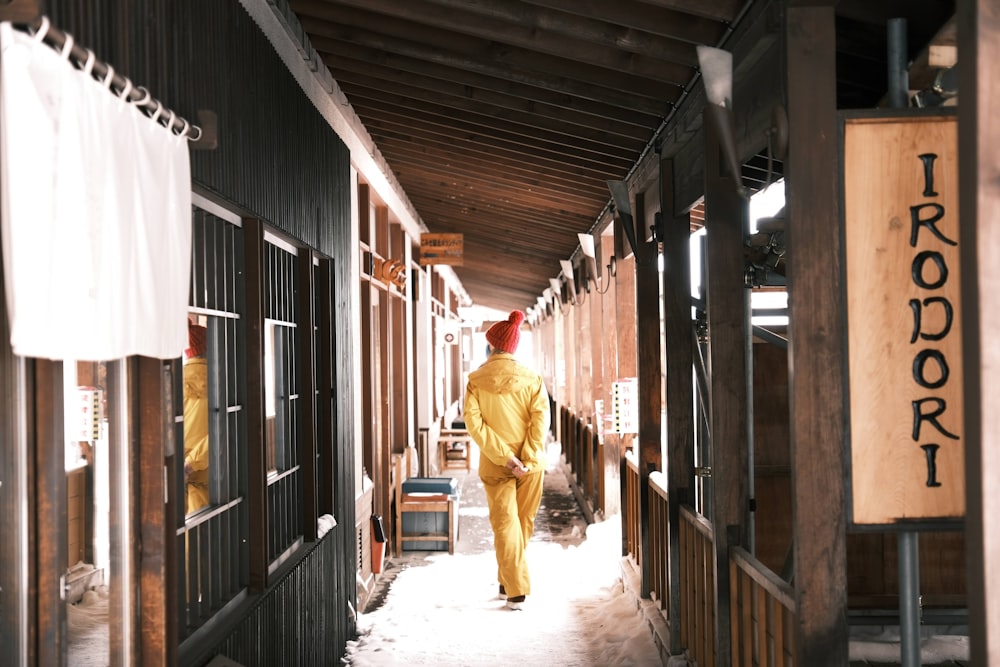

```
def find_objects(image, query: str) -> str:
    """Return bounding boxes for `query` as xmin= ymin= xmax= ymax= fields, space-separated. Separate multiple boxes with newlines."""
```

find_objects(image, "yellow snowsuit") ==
xmin=464 ymin=352 xmax=550 ymax=599
xmin=183 ymin=357 xmax=210 ymax=513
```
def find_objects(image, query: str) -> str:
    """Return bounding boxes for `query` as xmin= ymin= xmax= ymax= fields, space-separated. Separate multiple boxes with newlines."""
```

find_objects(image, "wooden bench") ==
xmin=394 ymin=453 xmax=457 ymax=556
xmin=438 ymin=428 xmax=473 ymax=471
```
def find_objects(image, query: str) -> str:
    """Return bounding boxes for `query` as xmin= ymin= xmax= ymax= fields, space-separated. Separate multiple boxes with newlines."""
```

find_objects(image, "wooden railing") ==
xmin=680 ymin=504 xmax=716 ymax=667
xmin=729 ymin=546 xmax=796 ymax=666
xmin=648 ymin=470 xmax=669 ymax=614
xmin=560 ymin=405 xmax=604 ymax=516
xmin=624 ymin=451 xmax=640 ymax=562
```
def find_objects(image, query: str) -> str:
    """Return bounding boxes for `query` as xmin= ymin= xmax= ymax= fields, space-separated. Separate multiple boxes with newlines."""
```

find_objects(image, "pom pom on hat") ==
xmin=486 ymin=310 xmax=524 ymax=353
xmin=186 ymin=322 xmax=207 ymax=359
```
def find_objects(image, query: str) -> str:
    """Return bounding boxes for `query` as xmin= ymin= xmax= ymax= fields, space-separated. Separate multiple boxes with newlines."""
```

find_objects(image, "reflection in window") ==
xmin=183 ymin=319 xmax=210 ymax=514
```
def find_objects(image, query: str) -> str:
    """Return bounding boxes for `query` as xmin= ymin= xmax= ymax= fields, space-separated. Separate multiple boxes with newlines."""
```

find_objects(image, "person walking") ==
xmin=464 ymin=310 xmax=550 ymax=611
xmin=183 ymin=321 xmax=211 ymax=514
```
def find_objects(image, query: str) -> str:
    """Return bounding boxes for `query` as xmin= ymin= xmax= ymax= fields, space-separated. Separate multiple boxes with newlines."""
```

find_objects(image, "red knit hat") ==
xmin=186 ymin=322 xmax=207 ymax=359
xmin=486 ymin=310 xmax=524 ymax=353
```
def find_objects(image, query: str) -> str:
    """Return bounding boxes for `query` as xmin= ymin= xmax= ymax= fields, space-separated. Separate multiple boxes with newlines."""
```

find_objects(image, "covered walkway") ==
xmin=347 ymin=442 xmax=971 ymax=666
xmin=347 ymin=443 xmax=668 ymax=666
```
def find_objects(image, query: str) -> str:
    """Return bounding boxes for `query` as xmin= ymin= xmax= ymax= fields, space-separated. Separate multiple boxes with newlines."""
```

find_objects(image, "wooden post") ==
xmin=136 ymin=356 xmax=173 ymax=665
xmin=959 ymin=1 xmax=1000 ymax=663
xmin=33 ymin=359 xmax=67 ymax=667
xmin=243 ymin=218 xmax=269 ymax=591
xmin=786 ymin=3 xmax=848 ymax=664
xmin=704 ymin=103 xmax=751 ymax=666
xmin=298 ymin=247 xmax=318 ymax=541
xmin=635 ymin=191 xmax=663 ymax=598
xmin=661 ymin=157 xmax=696 ymax=652
xmin=317 ymin=258 xmax=336 ymax=515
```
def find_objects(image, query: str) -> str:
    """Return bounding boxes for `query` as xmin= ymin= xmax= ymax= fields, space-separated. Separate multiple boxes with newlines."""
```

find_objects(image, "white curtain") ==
xmin=0 ymin=21 xmax=191 ymax=361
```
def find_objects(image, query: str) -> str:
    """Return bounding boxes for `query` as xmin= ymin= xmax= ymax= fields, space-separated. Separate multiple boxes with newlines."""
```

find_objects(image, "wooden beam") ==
xmin=298 ymin=247 xmax=319 ymax=541
xmin=785 ymin=4 xmax=848 ymax=664
xmin=635 ymin=192 xmax=662 ymax=598
xmin=317 ymin=259 xmax=336 ymax=515
xmin=704 ymin=105 xmax=751 ymax=666
xmin=317 ymin=38 xmax=671 ymax=116
xmin=514 ymin=0 xmax=728 ymax=44
xmin=959 ymin=1 xmax=1000 ymax=664
xmin=661 ymin=156 xmax=696 ymax=654
xmin=326 ymin=52 xmax=662 ymax=129
xmin=293 ymin=0 xmax=697 ymax=78
xmin=340 ymin=80 xmax=651 ymax=146
xmin=33 ymin=359 xmax=66 ymax=667
xmin=136 ymin=356 xmax=172 ymax=666
xmin=243 ymin=218 xmax=269 ymax=592
xmin=363 ymin=114 xmax=635 ymax=177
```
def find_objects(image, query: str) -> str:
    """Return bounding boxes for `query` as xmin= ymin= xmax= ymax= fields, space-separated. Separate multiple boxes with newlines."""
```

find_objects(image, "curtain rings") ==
xmin=59 ymin=33 xmax=74 ymax=60
xmin=102 ymin=64 xmax=116 ymax=90
xmin=117 ymin=77 xmax=133 ymax=101
xmin=31 ymin=16 xmax=50 ymax=43
xmin=82 ymin=49 xmax=96 ymax=76
xmin=132 ymin=86 xmax=152 ymax=108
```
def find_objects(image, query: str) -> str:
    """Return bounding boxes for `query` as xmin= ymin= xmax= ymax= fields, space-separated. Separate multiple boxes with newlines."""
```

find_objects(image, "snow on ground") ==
xmin=344 ymin=520 xmax=663 ymax=666
xmin=344 ymin=447 xmax=665 ymax=666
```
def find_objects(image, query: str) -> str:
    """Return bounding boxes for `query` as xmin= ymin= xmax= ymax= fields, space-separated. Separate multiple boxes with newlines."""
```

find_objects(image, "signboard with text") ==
xmin=843 ymin=111 xmax=963 ymax=527
xmin=419 ymin=233 xmax=463 ymax=266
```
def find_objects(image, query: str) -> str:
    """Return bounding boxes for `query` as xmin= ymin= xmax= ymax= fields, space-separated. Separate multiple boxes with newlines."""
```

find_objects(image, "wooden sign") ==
xmin=419 ymin=233 xmax=463 ymax=266
xmin=843 ymin=112 xmax=963 ymax=526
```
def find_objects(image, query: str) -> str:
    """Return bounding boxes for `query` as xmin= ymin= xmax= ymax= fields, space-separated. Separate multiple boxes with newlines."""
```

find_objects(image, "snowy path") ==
xmin=344 ymin=446 xmax=665 ymax=666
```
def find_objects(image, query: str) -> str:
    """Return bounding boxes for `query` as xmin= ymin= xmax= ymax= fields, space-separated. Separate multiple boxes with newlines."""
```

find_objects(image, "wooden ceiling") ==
xmin=287 ymin=0 xmax=955 ymax=313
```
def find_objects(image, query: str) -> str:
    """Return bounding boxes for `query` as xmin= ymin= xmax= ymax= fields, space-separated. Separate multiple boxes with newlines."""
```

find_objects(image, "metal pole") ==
xmin=887 ymin=18 xmax=921 ymax=666
xmin=899 ymin=531 xmax=922 ymax=666
xmin=887 ymin=18 xmax=909 ymax=109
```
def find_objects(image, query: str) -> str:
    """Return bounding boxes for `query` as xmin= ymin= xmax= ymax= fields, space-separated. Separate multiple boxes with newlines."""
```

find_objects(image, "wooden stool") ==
xmin=438 ymin=429 xmax=473 ymax=471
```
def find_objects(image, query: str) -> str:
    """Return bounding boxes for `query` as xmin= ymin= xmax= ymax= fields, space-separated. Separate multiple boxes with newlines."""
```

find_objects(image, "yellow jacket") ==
xmin=464 ymin=352 xmax=549 ymax=475
xmin=183 ymin=357 xmax=210 ymax=512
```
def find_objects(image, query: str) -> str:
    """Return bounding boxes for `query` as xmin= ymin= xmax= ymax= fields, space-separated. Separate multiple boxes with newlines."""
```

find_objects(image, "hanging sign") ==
xmin=419 ymin=233 xmax=463 ymax=266
xmin=843 ymin=111 xmax=963 ymax=527
xmin=75 ymin=387 xmax=104 ymax=442
xmin=611 ymin=378 xmax=638 ymax=435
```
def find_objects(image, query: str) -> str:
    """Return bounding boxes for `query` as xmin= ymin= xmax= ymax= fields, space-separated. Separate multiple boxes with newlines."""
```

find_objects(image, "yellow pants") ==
xmin=481 ymin=468 xmax=544 ymax=598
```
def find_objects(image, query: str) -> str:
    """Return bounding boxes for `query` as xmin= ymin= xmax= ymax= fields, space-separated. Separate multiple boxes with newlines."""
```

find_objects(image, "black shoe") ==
xmin=498 ymin=584 xmax=506 ymax=600
xmin=506 ymin=595 xmax=525 ymax=611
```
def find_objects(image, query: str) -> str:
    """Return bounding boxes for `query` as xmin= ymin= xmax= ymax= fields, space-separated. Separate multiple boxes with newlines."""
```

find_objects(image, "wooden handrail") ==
xmin=730 ymin=547 xmax=796 ymax=611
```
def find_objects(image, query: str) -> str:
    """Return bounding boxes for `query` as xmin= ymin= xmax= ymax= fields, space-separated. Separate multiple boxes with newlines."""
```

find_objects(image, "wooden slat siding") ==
xmin=244 ymin=218 xmax=269 ymax=592
xmin=136 ymin=357 xmax=173 ymax=665
xmin=662 ymin=157 xmax=696 ymax=653
xmin=33 ymin=360 xmax=66 ymax=667
xmin=649 ymin=474 xmax=670 ymax=612
xmin=729 ymin=546 xmax=797 ymax=667
xmin=298 ymin=248 xmax=318 ymax=542
xmin=680 ymin=504 xmax=718 ymax=667
xmin=207 ymin=535 xmax=341 ymax=666
xmin=704 ymin=103 xmax=751 ymax=666
xmin=785 ymin=4 xmax=848 ymax=665
xmin=960 ymin=1 xmax=1000 ymax=664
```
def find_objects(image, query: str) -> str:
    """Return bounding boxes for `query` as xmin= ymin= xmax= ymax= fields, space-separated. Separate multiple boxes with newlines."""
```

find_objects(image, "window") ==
xmin=178 ymin=205 xmax=247 ymax=639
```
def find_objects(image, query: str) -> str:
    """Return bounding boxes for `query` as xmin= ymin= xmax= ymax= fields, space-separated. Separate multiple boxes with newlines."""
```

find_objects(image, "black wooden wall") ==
xmin=44 ymin=1 xmax=358 ymax=663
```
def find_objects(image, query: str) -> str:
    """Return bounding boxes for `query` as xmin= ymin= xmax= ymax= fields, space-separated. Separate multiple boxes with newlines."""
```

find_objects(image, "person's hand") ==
xmin=506 ymin=456 xmax=529 ymax=478
xmin=184 ymin=461 xmax=193 ymax=478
